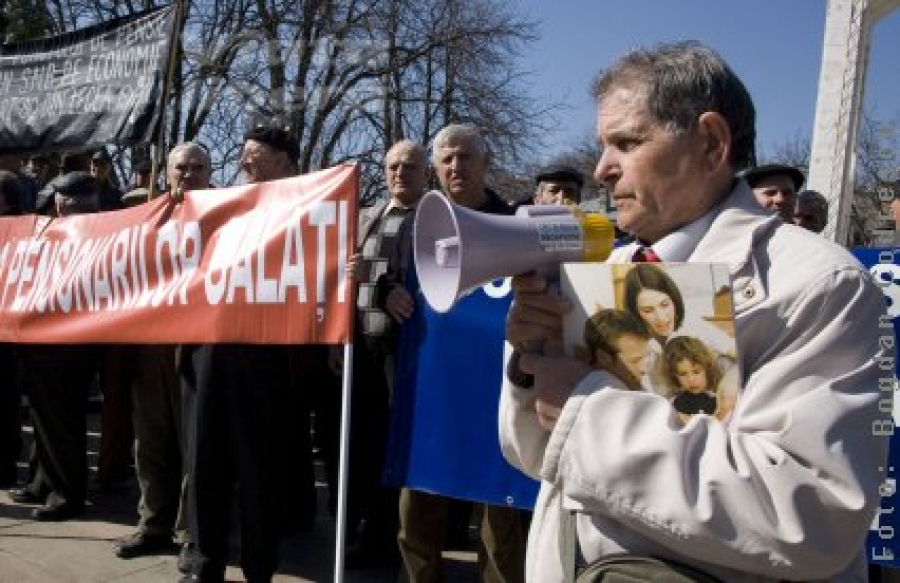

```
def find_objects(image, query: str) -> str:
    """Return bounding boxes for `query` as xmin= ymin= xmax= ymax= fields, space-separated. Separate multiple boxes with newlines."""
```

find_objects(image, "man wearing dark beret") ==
xmin=240 ymin=125 xmax=300 ymax=182
xmin=180 ymin=125 xmax=320 ymax=583
xmin=34 ymin=152 xmax=91 ymax=215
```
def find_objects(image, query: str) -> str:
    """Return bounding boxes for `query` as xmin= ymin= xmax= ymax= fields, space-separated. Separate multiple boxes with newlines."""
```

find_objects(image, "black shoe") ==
xmin=8 ymin=488 xmax=44 ymax=504
xmin=114 ymin=531 xmax=177 ymax=559
xmin=32 ymin=502 xmax=84 ymax=522
xmin=177 ymin=542 xmax=195 ymax=573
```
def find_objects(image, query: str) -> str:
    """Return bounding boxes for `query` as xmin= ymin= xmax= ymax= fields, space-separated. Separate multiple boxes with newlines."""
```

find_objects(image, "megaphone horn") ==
xmin=413 ymin=190 xmax=615 ymax=312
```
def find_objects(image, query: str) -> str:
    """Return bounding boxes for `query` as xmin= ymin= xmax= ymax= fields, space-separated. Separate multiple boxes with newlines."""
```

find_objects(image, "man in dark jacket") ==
xmin=9 ymin=168 xmax=102 ymax=521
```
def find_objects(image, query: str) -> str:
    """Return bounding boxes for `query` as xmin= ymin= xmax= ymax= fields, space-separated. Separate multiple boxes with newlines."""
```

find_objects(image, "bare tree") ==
xmin=760 ymin=130 xmax=811 ymax=170
xmin=1 ymin=0 xmax=56 ymax=41
xmin=6 ymin=0 xmax=561 ymax=206
xmin=847 ymin=112 xmax=900 ymax=245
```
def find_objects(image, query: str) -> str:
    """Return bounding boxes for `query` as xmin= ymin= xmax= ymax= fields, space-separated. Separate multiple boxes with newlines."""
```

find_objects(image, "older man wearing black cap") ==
xmin=533 ymin=164 xmax=584 ymax=205
xmin=740 ymin=163 xmax=805 ymax=222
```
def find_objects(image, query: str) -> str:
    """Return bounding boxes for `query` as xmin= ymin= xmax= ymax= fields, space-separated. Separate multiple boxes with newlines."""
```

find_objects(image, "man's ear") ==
xmin=697 ymin=112 xmax=731 ymax=173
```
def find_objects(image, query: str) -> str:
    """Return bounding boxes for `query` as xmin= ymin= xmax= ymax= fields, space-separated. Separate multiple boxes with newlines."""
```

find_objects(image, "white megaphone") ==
xmin=414 ymin=190 xmax=616 ymax=312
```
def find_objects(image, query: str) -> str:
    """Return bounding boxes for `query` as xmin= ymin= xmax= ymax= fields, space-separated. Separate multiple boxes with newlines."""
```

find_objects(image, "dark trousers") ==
xmin=98 ymin=345 xmax=135 ymax=485
xmin=0 ymin=344 xmax=22 ymax=483
xmin=182 ymin=344 xmax=293 ymax=583
xmin=398 ymin=489 xmax=526 ymax=583
xmin=133 ymin=345 xmax=188 ymax=540
xmin=20 ymin=347 xmax=98 ymax=507
xmin=346 ymin=337 xmax=398 ymax=551
xmin=286 ymin=345 xmax=329 ymax=530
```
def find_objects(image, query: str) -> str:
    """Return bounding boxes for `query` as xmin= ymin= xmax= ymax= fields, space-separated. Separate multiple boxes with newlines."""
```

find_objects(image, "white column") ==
xmin=807 ymin=0 xmax=900 ymax=244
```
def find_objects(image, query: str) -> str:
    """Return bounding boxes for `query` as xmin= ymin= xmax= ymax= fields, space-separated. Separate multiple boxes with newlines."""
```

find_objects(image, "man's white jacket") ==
xmin=499 ymin=181 xmax=890 ymax=582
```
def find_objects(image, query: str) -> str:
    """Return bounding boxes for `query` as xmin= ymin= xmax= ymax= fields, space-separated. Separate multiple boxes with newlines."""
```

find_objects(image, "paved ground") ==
xmin=0 ymin=410 xmax=478 ymax=583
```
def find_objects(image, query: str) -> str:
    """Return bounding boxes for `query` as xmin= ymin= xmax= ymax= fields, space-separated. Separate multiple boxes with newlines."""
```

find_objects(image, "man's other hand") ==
xmin=385 ymin=287 xmax=415 ymax=323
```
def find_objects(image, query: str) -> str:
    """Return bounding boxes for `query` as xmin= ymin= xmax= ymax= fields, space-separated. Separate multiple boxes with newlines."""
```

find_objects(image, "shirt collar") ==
xmin=385 ymin=197 xmax=417 ymax=214
xmin=644 ymin=204 xmax=719 ymax=262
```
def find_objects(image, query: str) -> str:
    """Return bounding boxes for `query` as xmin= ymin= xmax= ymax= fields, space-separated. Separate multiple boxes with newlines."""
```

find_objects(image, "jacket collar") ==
xmin=689 ymin=179 xmax=781 ymax=275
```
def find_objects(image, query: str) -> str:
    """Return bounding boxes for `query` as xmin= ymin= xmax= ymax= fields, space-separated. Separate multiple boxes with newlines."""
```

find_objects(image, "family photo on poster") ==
xmin=561 ymin=262 xmax=741 ymax=424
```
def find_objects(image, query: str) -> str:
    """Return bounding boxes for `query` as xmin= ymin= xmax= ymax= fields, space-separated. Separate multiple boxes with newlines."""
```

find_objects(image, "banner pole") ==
xmin=333 ymin=342 xmax=354 ymax=582
xmin=149 ymin=0 xmax=185 ymax=201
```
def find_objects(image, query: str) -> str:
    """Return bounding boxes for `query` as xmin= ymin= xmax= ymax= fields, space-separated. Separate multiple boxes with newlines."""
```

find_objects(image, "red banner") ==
xmin=0 ymin=164 xmax=358 ymax=344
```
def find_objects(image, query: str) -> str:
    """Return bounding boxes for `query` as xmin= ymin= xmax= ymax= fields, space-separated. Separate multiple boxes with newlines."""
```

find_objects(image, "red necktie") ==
xmin=632 ymin=246 xmax=661 ymax=263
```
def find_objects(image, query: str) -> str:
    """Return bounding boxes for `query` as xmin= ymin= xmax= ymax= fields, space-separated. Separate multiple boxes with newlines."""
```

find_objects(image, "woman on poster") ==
xmin=622 ymin=264 xmax=737 ymax=398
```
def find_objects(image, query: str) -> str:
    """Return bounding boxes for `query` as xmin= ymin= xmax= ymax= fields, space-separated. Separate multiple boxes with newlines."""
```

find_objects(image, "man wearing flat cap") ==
xmin=740 ymin=163 xmax=805 ymax=223
xmin=533 ymin=164 xmax=584 ymax=205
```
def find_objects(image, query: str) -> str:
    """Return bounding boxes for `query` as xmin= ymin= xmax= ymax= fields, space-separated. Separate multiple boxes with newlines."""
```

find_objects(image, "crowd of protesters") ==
xmin=0 ymin=41 xmax=885 ymax=583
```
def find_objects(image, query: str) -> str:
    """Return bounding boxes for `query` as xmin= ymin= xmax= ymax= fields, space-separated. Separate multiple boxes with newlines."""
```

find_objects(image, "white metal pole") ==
xmin=333 ymin=342 xmax=354 ymax=582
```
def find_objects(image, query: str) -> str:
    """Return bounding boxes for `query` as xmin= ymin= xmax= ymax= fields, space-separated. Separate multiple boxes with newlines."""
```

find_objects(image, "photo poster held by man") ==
xmin=560 ymin=262 xmax=740 ymax=424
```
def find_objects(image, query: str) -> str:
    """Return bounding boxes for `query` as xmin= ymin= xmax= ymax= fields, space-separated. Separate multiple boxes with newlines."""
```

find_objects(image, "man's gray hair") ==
xmin=797 ymin=189 xmax=829 ymax=233
xmin=431 ymin=124 xmax=488 ymax=165
xmin=168 ymin=142 xmax=211 ymax=170
xmin=387 ymin=139 xmax=428 ymax=166
xmin=591 ymin=40 xmax=756 ymax=171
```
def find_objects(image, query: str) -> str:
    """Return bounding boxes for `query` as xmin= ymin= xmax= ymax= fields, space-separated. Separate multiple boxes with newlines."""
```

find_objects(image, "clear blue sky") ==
xmin=515 ymin=0 xmax=900 ymax=163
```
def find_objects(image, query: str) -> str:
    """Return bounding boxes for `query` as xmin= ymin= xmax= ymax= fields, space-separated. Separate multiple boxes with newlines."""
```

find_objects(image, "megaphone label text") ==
xmin=536 ymin=223 xmax=582 ymax=251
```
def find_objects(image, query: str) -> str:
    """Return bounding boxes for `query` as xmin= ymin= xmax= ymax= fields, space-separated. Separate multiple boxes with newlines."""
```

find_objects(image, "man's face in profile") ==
xmin=90 ymin=159 xmax=112 ymax=184
xmin=594 ymin=86 xmax=721 ymax=243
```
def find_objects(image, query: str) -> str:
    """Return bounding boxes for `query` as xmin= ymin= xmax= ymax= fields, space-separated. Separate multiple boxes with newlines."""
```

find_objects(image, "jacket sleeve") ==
xmin=542 ymin=265 xmax=889 ymax=580
xmin=498 ymin=342 xmax=549 ymax=479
